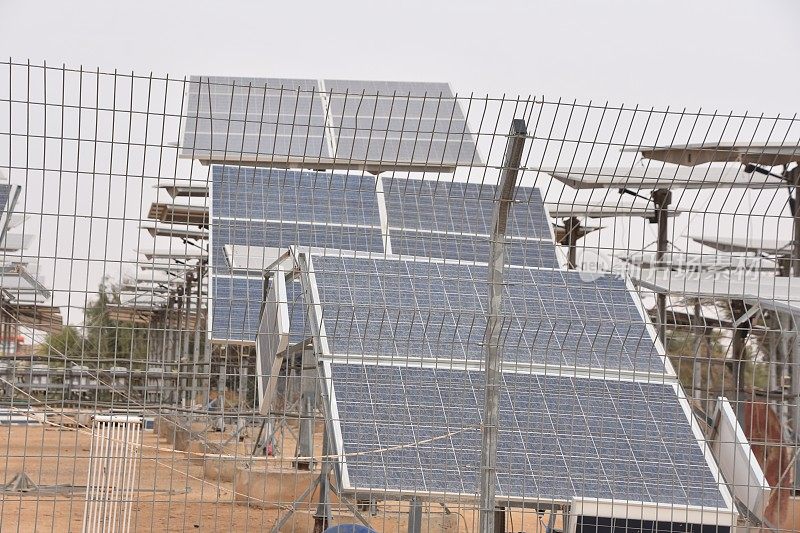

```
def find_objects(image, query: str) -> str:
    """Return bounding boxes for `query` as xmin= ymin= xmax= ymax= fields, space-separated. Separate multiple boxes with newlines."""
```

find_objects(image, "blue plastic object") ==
xmin=322 ymin=525 xmax=378 ymax=533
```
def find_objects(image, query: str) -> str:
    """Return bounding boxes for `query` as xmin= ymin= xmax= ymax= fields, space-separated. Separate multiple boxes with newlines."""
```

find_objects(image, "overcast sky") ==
xmin=1 ymin=0 xmax=799 ymax=326
xmin=3 ymin=0 xmax=799 ymax=113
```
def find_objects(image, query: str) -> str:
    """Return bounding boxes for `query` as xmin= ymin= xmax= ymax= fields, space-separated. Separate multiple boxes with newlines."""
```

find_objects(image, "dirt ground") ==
xmin=0 ymin=419 xmax=555 ymax=532
xmin=4 ymin=417 xmax=796 ymax=532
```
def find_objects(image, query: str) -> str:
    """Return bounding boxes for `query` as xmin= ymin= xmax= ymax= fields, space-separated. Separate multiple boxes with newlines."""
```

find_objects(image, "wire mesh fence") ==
xmin=1 ymin=60 xmax=799 ymax=532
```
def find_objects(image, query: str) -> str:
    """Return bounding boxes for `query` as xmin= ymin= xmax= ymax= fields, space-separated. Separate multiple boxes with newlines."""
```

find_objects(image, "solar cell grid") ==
xmin=212 ymin=275 xmax=307 ymax=344
xmin=212 ymin=166 xmax=381 ymax=225
xmin=182 ymin=77 xmax=481 ymax=170
xmin=382 ymin=178 xmax=552 ymax=239
xmin=311 ymin=256 xmax=662 ymax=371
xmin=184 ymin=77 xmax=330 ymax=161
xmin=211 ymin=276 xmax=263 ymax=343
xmin=389 ymin=229 xmax=560 ymax=268
xmin=328 ymin=363 xmax=726 ymax=508
xmin=211 ymin=219 xmax=384 ymax=275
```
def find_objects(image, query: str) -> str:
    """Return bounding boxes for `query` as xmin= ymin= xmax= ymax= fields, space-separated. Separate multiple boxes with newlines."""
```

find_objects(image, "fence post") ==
xmin=479 ymin=118 xmax=527 ymax=533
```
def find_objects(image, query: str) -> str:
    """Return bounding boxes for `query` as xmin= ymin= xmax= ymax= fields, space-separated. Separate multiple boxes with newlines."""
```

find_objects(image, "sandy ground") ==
xmin=5 ymin=418 xmax=796 ymax=532
xmin=1 ymin=422 xmax=280 ymax=532
xmin=0 ymin=420 xmax=556 ymax=532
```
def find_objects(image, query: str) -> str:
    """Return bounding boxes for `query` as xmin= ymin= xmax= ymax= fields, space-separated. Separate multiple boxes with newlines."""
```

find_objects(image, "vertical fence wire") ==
xmin=0 ymin=59 xmax=798 ymax=532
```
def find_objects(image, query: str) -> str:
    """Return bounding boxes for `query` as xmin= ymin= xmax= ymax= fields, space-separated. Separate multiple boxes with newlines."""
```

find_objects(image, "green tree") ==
xmin=37 ymin=325 xmax=83 ymax=364
xmin=39 ymin=278 xmax=150 ymax=368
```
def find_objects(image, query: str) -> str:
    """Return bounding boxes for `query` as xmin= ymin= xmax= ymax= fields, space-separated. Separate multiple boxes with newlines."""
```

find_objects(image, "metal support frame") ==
xmin=182 ymin=273 xmax=193 ymax=406
xmin=651 ymin=188 xmax=672 ymax=343
xmin=312 ymin=424 xmax=333 ymax=532
xmin=690 ymin=301 xmax=708 ymax=406
xmin=563 ymin=216 xmax=580 ymax=269
xmin=793 ymin=325 xmax=800 ymax=490
xmin=407 ymin=497 xmax=423 ymax=533
xmin=192 ymin=264 xmax=204 ymax=403
xmin=296 ymin=345 xmax=317 ymax=470
xmin=295 ymin=255 xmax=323 ymax=471
xmin=494 ymin=507 xmax=506 ymax=533
xmin=479 ymin=118 xmax=527 ymax=533
xmin=788 ymin=168 xmax=800 ymax=490
xmin=269 ymin=253 xmax=376 ymax=531
xmin=731 ymin=316 xmax=750 ymax=422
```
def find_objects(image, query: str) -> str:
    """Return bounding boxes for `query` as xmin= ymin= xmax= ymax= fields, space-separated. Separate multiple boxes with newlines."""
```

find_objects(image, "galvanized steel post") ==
xmin=479 ymin=118 xmax=527 ymax=533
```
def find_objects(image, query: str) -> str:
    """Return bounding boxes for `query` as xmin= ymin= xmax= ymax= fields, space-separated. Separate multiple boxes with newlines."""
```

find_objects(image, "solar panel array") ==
xmin=311 ymin=255 xmax=728 ymax=511
xmin=182 ymin=77 xmax=481 ymax=171
xmin=328 ymin=363 xmax=725 ymax=507
xmin=210 ymin=165 xmax=384 ymax=342
xmin=212 ymin=166 xmax=381 ymax=224
xmin=209 ymin=168 xmax=561 ymax=342
xmin=199 ymin=86 xmax=730 ymax=517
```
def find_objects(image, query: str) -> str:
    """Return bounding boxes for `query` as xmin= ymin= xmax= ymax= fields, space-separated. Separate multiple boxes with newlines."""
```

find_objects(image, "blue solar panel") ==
xmin=311 ymin=256 xmax=661 ymax=372
xmin=285 ymin=278 xmax=308 ymax=345
xmin=212 ymin=166 xmax=381 ymax=225
xmin=212 ymin=275 xmax=307 ymax=344
xmin=211 ymin=276 xmax=263 ymax=343
xmin=211 ymin=219 xmax=384 ymax=275
xmin=328 ymin=362 xmax=727 ymax=509
xmin=390 ymin=229 xmax=560 ymax=268
xmin=382 ymin=178 xmax=552 ymax=239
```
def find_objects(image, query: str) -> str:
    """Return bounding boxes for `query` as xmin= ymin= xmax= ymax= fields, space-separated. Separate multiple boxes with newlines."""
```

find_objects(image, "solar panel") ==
xmin=620 ymin=141 xmax=800 ymax=167
xmin=211 ymin=276 xmax=263 ymax=343
xmin=0 ymin=185 xmax=12 ymax=214
xmin=183 ymin=77 xmax=329 ymax=162
xmin=181 ymin=77 xmax=480 ymax=171
xmin=311 ymin=256 xmax=663 ymax=372
xmin=0 ymin=184 xmax=20 ymax=243
xmin=539 ymin=164 xmax=785 ymax=190
xmin=547 ymin=202 xmax=683 ymax=219
xmin=326 ymin=362 xmax=727 ymax=508
xmin=324 ymin=80 xmax=480 ymax=168
xmin=211 ymin=275 xmax=307 ymax=344
xmin=382 ymin=178 xmax=552 ymax=239
xmin=211 ymin=219 xmax=384 ymax=274
xmin=389 ymin=229 xmax=560 ymax=268
xmin=687 ymin=233 xmax=791 ymax=254
xmin=212 ymin=166 xmax=381 ymax=225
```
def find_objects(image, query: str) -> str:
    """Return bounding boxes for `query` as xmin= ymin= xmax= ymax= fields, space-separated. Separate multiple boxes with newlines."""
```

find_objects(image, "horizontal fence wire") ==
xmin=0 ymin=59 xmax=799 ymax=532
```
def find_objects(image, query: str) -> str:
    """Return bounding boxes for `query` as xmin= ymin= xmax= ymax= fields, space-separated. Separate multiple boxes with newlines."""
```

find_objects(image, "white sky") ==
xmin=1 ymin=0 xmax=799 ymax=325
xmin=3 ymin=0 xmax=799 ymax=113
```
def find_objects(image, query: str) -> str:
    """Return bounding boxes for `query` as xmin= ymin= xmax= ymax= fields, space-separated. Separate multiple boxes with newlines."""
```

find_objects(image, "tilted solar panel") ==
xmin=211 ymin=219 xmax=384 ymax=275
xmin=181 ymin=77 xmax=481 ymax=171
xmin=389 ymin=229 xmax=560 ymax=268
xmin=327 ymin=362 xmax=727 ymax=508
xmin=211 ymin=274 xmax=307 ymax=344
xmin=324 ymin=80 xmax=479 ymax=168
xmin=0 ymin=184 xmax=12 ymax=214
xmin=311 ymin=256 xmax=662 ymax=372
xmin=183 ymin=77 xmax=328 ymax=162
xmin=212 ymin=166 xmax=381 ymax=225
xmin=382 ymin=178 xmax=552 ymax=240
